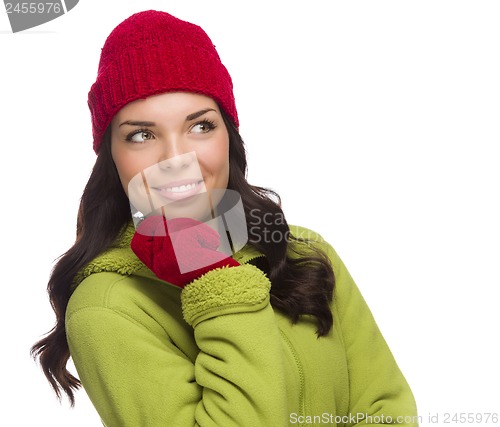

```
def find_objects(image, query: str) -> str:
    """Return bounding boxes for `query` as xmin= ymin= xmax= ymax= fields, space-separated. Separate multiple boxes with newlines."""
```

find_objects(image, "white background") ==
xmin=1 ymin=1 xmax=499 ymax=425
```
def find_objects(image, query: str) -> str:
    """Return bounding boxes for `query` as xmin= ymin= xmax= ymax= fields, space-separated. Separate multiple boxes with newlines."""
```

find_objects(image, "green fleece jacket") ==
xmin=66 ymin=224 xmax=418 ymax=426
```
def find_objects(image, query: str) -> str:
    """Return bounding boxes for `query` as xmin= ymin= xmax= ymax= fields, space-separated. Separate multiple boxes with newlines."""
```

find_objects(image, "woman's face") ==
xmin=111 ymin=92 xmax=230 ymax=221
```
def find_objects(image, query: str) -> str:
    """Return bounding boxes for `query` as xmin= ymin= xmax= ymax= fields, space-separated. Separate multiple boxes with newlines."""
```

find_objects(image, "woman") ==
xmin=32 ymin=10 xmax=418 ymax=426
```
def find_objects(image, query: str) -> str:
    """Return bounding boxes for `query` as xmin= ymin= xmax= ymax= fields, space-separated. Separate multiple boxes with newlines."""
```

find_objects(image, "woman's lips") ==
xmin=152 ymin=178 xmax=205 ymax=201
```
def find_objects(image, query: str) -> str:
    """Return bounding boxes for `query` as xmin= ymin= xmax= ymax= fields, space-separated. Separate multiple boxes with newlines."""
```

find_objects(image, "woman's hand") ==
xmin=131 ymin=216 xmax=240 ymax=288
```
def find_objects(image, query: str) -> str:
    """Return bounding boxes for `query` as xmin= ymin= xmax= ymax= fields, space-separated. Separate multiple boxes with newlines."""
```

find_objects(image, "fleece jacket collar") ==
xmin=73 ymin=222 xmax=263 ymax=289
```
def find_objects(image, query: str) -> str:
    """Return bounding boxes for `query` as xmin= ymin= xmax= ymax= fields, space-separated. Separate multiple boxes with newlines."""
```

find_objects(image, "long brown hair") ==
xmin=31 ymin=109 xmax=335 ymax=404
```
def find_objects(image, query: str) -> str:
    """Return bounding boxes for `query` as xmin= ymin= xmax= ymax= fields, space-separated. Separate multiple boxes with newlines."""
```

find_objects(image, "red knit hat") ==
xmin=88 ymin=10 xmax=238 ymax=153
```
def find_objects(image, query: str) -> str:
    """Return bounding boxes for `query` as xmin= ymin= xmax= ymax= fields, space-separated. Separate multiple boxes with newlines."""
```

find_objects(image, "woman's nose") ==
xmin=157 ymin=140 xmax=195 ymax=171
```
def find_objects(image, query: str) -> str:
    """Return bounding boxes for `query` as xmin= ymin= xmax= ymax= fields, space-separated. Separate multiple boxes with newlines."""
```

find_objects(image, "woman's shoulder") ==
xmin=287 ymin=224 xmax=345 ymax=277
xmin=68 ymin=272 xmax=134 ymax=311
xmin=67 ymin=271 xmax=181 ymax=323
xmin=65 ymin=272 xmax=189 ymax=358
xmin=288 ymin=224 xmax=337 ymax=256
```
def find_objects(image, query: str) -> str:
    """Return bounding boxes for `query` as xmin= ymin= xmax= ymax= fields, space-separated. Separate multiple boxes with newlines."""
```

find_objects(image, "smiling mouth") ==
xmin=164 ymin=181 xmax=202 ymax=193
xmin=152 ymin=179 xmax=205 ymax=201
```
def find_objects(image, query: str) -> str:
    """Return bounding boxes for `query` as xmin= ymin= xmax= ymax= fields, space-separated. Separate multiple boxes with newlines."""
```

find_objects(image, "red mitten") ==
xmin=131 ymin=216 xmax=240 ymax=288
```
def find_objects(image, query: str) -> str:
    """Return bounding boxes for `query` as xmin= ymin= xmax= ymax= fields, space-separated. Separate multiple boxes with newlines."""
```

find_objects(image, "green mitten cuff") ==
xmin=181 ymin=264 xmax=271 ymax=327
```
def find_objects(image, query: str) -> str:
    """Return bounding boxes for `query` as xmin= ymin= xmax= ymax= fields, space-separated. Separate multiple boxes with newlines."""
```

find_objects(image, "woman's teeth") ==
xmin=166 ymin=182 xmax=198 ymax=193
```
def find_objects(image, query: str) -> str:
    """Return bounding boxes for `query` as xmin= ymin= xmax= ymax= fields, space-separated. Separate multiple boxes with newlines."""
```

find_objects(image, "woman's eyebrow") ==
xmin=119 ymin=120 xmax=156 ymax=127
xmin=118 ymin=109 xmax=216 ymax=127
xmin=186 ymin=108 xmax=216 ymax=121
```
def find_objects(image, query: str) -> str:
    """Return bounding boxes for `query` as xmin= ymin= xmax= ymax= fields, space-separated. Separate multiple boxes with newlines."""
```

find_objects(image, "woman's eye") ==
xmin=127 ymin=130 xmax=153 ymax=143
xmin=191 ymin=120 xmax=216 ymax=134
